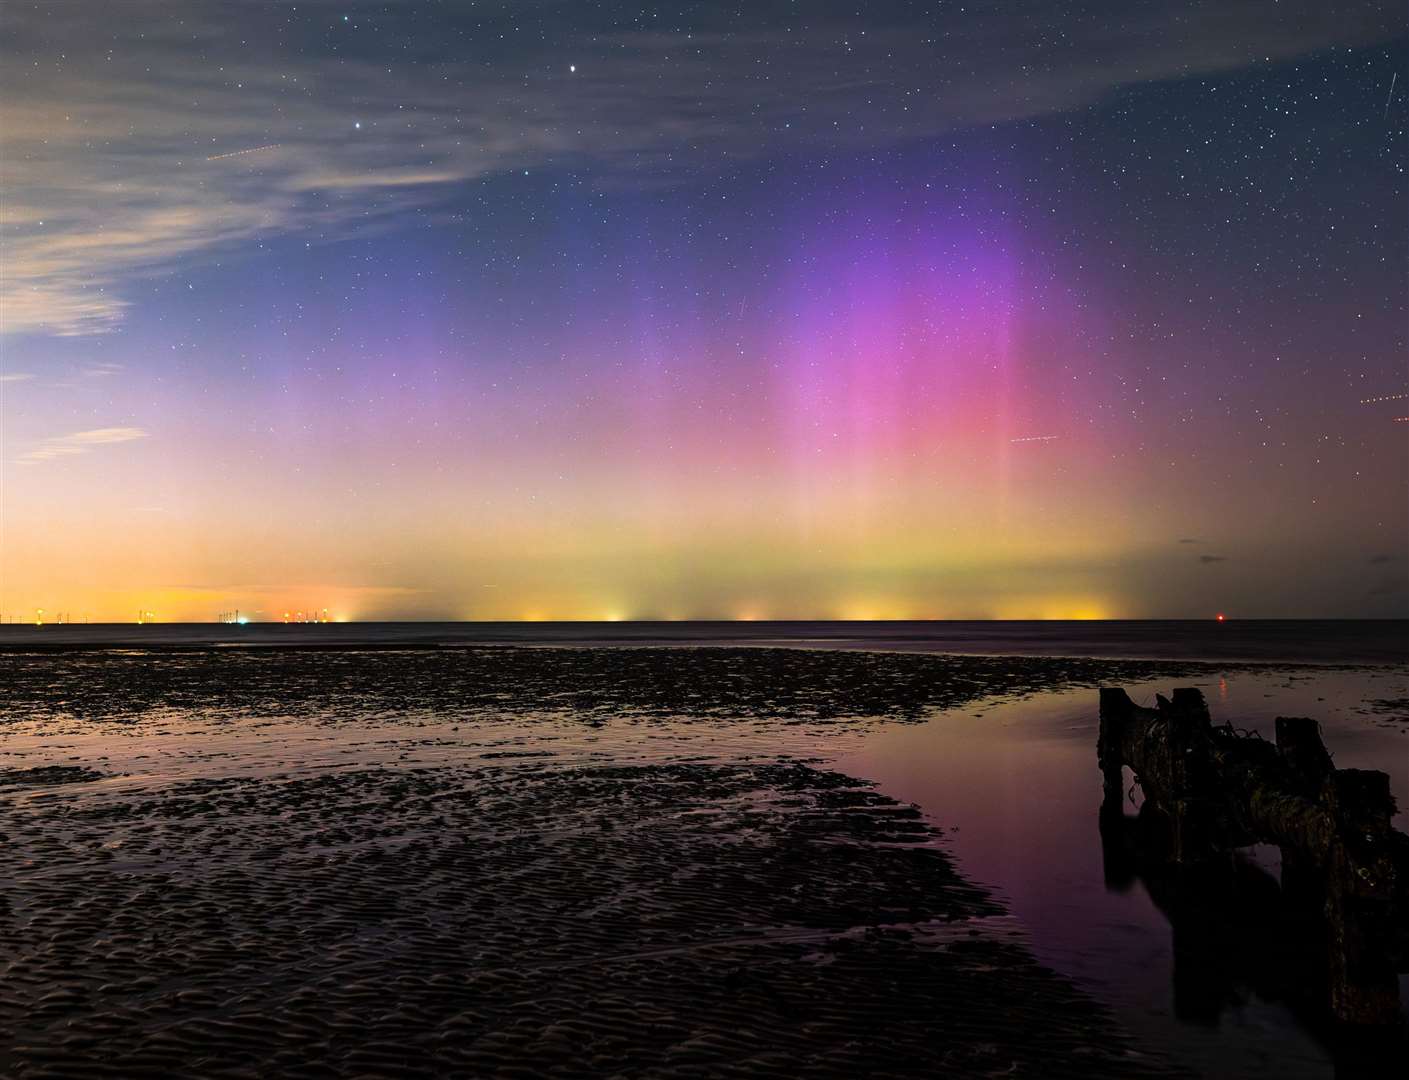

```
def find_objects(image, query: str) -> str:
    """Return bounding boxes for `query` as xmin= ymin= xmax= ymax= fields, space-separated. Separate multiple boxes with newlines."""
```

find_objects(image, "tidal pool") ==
xmin=836 ymin=668 xmax=1409 ymax=1078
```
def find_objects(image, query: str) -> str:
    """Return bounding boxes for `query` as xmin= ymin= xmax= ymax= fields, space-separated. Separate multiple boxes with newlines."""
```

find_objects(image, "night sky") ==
xmin=2 ymin=2 xmax=1405 ymax=622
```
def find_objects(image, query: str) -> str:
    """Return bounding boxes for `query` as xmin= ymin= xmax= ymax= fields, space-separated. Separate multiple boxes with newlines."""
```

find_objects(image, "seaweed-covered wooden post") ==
xmin=1275 ymin=716 xmax=1334 ymax=795
xmin=1098 ymin=687 xmax=1216 ymax=863
xmin=1322 ymin=768 xmax=1401 ymax=1025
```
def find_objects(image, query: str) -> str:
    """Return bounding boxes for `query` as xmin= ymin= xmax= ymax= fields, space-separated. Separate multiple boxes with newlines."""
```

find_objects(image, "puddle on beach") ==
xmin=835 ymin=668 xmax=1409 ymax=1079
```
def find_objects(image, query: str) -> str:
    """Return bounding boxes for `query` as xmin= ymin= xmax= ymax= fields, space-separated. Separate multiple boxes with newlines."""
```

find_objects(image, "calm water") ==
xmin=836 ymin=668 xmax=1409 ymax=1078
xmin=3 ymin=619 xmax=1406 ymax=664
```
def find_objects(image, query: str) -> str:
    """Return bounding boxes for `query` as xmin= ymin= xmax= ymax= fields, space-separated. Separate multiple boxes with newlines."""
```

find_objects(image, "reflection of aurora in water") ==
xmin=838 ymin=669 xmax=1409 ymax=1079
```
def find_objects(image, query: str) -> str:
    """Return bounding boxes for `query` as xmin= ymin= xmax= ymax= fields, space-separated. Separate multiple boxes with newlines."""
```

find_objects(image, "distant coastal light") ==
xmin=1216 ymin=613 xmax=1226 ymax=622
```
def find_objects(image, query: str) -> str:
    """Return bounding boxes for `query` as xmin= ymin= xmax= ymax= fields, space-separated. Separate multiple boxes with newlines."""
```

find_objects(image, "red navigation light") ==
xmin=1215 ymin=613 xmax=1226 ymax=622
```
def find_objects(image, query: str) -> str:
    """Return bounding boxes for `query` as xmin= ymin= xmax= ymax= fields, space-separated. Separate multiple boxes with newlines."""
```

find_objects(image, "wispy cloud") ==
xmin=1 ymin=1 xmax=1399 ymax=336
xmin=17 ymin=426 xmax=150 ymax=465
xmin=42 ymin=360 xmax=129 ymax=391
xmin=0 ymin=372 xmax=36 ymax=383
xmin=1199 ymin=554 xmax=1229 ymax=564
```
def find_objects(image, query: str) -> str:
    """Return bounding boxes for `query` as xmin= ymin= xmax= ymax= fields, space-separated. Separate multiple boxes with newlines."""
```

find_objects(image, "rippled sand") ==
xmin=1 ymin=647 xmax=1275 ymax=1077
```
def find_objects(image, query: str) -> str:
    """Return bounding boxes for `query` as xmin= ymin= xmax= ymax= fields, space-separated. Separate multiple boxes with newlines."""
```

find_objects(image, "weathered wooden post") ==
xmin=1322 ymin=768 xmax=1401 ymax=1025
xmin=1096 ymin=687 xmax=1130 ymax=806
xmin=1275 ymin=716 xmax=1334 ymax=795
xmin=1098 ymin=687 xmax=1220 ymax=863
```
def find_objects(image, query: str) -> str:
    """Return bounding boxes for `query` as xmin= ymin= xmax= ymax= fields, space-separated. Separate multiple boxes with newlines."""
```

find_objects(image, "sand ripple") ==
xmin=0 ymin=648 xmax=1195 ymax=1077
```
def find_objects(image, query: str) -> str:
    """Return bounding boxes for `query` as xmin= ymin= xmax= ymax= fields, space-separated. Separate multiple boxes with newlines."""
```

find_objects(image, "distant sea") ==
xmin=1 ymin=619 xmax=1403 ymax=665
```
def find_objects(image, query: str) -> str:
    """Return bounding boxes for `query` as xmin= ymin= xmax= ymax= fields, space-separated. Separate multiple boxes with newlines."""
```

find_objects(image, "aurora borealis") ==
xmin=2 ymin=2 xmax=1405 ymax=622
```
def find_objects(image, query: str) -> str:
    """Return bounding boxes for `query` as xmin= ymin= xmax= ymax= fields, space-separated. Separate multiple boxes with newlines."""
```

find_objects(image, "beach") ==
xmin=2 ymin=633 xmax=1406 ymax=1077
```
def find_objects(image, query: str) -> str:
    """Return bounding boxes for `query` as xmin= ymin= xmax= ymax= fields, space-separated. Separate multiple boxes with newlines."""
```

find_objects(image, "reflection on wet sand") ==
xmin=1100 ymin=808 xmax=1407 ymax=1073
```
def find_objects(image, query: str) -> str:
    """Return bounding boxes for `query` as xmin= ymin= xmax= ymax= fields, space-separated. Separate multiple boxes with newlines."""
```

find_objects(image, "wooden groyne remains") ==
xmin=1098 ymin=687 xmax=1409 ymax=1026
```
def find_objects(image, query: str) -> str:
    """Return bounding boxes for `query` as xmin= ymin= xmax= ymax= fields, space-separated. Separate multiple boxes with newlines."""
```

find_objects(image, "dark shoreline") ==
xmin=1 ymin=618 xmax=1405 ymax=665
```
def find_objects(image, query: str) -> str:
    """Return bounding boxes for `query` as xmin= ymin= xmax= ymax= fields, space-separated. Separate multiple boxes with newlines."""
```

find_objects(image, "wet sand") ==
xmin=0 ymin=646 xmax=1400 ymax=1077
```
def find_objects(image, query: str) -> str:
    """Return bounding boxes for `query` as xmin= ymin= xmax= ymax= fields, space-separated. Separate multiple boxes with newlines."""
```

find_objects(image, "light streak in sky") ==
xmin=1009 ymin=435 xmax=1059 ymax=443
xmin=1360 ymin=392 xmax=1408 ymax=404
xmin=205 ymin=144 xmax=281 ymax=162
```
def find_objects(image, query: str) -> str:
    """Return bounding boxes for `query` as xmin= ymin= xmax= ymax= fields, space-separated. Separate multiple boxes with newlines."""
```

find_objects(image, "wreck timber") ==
xmin=1098 ymin=687 xmax=1409 ymax=1026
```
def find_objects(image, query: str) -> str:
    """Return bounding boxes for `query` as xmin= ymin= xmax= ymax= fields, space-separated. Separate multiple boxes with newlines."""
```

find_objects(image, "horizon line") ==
xmin=2 ymin=617 xmax=1405 ymax=626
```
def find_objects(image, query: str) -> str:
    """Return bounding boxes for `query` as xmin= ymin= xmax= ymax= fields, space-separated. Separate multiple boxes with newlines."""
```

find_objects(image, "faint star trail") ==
xmin=206 ymin=144 xmax=282 ymax=162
